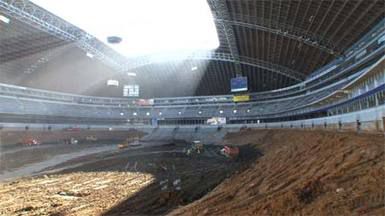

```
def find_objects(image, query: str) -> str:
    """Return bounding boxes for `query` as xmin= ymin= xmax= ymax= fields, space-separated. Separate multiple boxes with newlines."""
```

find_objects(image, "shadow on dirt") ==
xmin=44 ymin=142 xmax=263 ymax=216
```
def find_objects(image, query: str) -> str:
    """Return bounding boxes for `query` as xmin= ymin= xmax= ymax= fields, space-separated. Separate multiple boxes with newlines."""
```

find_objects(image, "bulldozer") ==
xmin=186 ymin=140 xmax=204 ymax=156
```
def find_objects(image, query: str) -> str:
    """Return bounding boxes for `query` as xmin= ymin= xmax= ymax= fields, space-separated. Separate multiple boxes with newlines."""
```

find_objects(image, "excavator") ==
xmin=186 ymin=140 xmax=204 ymax=156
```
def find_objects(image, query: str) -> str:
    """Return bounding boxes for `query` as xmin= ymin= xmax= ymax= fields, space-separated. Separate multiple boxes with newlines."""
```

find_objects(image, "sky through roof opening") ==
xmin=31 ymin=0 xmax=220 ymax=57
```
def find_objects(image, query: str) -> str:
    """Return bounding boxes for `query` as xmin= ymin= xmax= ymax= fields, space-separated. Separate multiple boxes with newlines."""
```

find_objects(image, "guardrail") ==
xmin=1 ymin=105 xmax=383 ymax=133
xmin=0 ymin=78 xmax=383 ymax=126
xmin=307 ymin=19 xmax=385 ymax=80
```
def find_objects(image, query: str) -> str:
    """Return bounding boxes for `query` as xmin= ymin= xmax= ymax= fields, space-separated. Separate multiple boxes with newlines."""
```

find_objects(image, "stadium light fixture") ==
xmin=86 ymin=52 xmax=94 ymax=58
xmin=191 ymin=66 xmax=198 ymax=71
xmin=120 ymin=112 xmax=124 ymax=116
xmin=146 ymin=112 xmax=150 ymax=116
xmin=233 ymin=109 xmax=237 ymax=114
xmin=159 ymin=112 xmax=162 ymax=116
xmin=246 ymin=109 xmax=251 ymax=113
xmin=31 ymin=0 xmax=219 ymax=57
xmin=219 ymin=110 xmax=223 ymax=114
xmin=178 ymin=111 xmax=182 ymax=115
xmin=106 ymin=79 xmax=119 ymax=87
xmin=127 ymin=72 xmax=137 ymax=77
xmin=198 ymin=111 xmax=202 ymax=114
xmin=133 ymin=112 xmax=137 ymax=116
xmin=0 ymin=15 xmax=10 ymax=24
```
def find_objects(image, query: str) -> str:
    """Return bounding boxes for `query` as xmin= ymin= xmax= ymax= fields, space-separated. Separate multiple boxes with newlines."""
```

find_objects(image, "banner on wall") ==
xmin=233 ymin=94 xmax=250 ymax=102
xmin=134 ymin=99 xmax=154 ymax=106
xmin=207 ymin=117 xmax=226 ymax=125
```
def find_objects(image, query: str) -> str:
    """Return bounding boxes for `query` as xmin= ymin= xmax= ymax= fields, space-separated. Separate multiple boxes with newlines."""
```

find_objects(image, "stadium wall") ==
xmin=1 ymin=105 xmax=383 ymax=146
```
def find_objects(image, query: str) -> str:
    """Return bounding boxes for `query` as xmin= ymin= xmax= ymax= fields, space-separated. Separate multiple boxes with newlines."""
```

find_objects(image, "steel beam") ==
xmin=125 ymin=52 xmax=305 ymax=82
xmin=0 ymin=0 xmax=305 ymax=81
xmin=219 ymin=18 xmax=337 ymax=55
xmin=208 ymin=0 xmax=242 ymax=74
xmin=0 ymin=0 xmax=126 ymax=70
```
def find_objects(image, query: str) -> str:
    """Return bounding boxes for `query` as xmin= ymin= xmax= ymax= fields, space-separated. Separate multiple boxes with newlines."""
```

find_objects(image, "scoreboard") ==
xmin=231 ymin=76 xmax=248 ymax=92
xmin=123 ymin=84 xmax=139 ymax=97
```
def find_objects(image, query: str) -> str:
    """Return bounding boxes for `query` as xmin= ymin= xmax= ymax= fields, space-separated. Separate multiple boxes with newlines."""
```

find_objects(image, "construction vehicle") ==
xmin=129 ymin=137 xmax=141 ymax=147
xmin=220 ymin=145 xmax=240 ymax=160
xmin=118 ymin=143 xmax=129 ymax=149
xmin=186 ymin=140 xmax=204 ymax=156
xmin=22 ymin=138 xmax=40 ymax=146
xmin=71 ymin=137 xmax=78 ymax=144
xmin=64 ymin=137 xmax=78 ymax=144
xmin=85 ymin=136 xmax=98 ymax=142
xmin=159 ymin=178 xmax=182 ymax=204
xmin=118 ymin=137 xmax=141 ymax=149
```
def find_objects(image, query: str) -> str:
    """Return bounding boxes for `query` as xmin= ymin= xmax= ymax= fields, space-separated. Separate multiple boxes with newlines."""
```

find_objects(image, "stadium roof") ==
xmin=0 ymin=0 xmax=384 ymax=98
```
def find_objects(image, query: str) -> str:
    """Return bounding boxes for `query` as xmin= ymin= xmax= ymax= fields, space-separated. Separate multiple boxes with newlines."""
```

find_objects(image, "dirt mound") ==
xmin=169 ymin=130 xmax=385 ymax=216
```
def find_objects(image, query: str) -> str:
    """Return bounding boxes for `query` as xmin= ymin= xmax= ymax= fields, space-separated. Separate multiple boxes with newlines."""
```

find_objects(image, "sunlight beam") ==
xmin=31 ymin=0 xmax=219 ymax=57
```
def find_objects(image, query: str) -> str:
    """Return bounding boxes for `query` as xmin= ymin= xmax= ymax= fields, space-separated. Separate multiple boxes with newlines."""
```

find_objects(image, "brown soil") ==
xmin=0 ymin=129 xmax=383 ymax=216
xmin=0 ymin=143 xmax=254 ymax=215
xmin=0 ymin=129 xmax=145 ymax=146
xmin=0 ymin=130 xmax=146 ymax=181
xmin=0 ymin=172 xmax=154 ymax=215
xmin=169 ymin=129 xmax=385 ymax=216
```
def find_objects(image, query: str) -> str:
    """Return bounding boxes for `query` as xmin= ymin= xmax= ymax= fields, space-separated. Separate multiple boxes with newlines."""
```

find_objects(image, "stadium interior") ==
xmin=0 ymin=0 xmax=384 ymax=215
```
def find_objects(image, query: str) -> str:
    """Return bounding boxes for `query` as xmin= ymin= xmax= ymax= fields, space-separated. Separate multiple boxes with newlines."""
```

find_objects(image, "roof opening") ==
xmin=31 ymin=0 xmax=219 ymax=57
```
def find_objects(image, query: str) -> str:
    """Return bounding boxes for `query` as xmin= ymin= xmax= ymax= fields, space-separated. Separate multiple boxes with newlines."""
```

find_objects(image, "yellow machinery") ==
xmin=118 ymin=136 xmax=141 ymax=149
xmin=186 ymin=140 xmax=204 ymax=155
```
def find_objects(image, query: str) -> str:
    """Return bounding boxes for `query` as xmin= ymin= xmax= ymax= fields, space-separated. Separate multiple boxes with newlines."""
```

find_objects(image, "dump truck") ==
xmin=220 ymin=145 xmax=240 ymax=160
xmin=22 ymin=138 xmax=40 ymax=146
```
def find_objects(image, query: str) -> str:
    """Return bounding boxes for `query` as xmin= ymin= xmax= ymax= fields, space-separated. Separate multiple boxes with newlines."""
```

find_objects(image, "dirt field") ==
xmin=0 ymin=142 xmax=259 ymax=215
xmin=0 ymin=129 xmax=384 ymax=215
xmin=0 ymin=142 xmax=118 ymax=181
xmin=0 ymin=130 xmax=145 ymax=181
xmin=170 ymin=129 xmax=385 ymax=216
xmin=0 ymin=129 xmax=145 ymax=146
